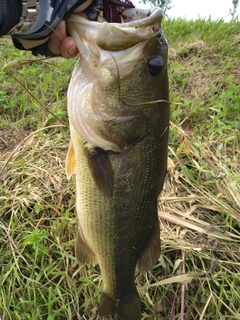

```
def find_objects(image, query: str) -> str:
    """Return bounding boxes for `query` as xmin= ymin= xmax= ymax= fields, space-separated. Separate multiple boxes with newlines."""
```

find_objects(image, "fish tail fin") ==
xmin=98 ymin=290 xmax=141 ymax=320
xmin=116 ymin=292 xmax=141 ymax=320
xmin=98 ymin=292 xmax=116 ymax=317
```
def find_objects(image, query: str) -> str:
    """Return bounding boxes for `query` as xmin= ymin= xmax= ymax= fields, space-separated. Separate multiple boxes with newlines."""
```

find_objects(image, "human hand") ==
xmin=11 ymin=0 xmax=102 ymax=57
xmin=48 ymin=20 xmax=78 ymax=58
xmin=48 ymin=4 xmax=90 ymax=58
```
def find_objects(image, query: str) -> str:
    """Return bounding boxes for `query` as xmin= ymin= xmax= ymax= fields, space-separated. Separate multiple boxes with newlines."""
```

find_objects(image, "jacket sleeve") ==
xmin=1 ymin=0 xmax=102 ymax=56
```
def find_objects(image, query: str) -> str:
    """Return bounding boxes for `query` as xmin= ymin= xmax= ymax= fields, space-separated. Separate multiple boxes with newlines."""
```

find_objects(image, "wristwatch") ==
xmin=7 ymin=0 xmax=40 ymax=35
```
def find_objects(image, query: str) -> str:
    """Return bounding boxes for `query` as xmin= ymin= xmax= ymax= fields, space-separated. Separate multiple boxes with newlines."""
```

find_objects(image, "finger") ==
xmin=60 ymin=37 xmax=78 ymax=59
xmin=48 ymin=20 xmax=67 ymax=56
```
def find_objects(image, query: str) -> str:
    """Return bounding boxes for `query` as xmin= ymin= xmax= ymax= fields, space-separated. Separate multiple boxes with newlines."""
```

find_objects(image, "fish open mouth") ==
xmin=65 ymin=7 xmax=163 ymax=52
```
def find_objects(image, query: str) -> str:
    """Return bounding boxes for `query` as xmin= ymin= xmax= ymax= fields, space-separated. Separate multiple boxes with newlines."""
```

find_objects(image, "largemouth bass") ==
xmin=65 ymin=7 xmax=169 ymax=319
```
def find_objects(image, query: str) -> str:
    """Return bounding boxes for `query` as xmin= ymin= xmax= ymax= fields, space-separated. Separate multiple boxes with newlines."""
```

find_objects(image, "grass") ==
xmin=0 ymin=17 xmax=240 ymax=319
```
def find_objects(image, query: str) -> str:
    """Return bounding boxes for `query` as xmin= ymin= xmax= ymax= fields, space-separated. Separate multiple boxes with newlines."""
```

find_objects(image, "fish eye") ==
xmin=148 ymin=57 xmax=164 ymax=76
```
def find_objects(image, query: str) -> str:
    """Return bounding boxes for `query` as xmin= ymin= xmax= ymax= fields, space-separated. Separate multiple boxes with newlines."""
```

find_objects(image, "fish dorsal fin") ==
xmin=137 ymin=221 xmax=161 ymax=273
xmin=84 ymin=144 xmax=114 ymax=198
xmin=66 ymin=139 xmax=76 ymax=180
xmin=75 ymin=223 xmax=97 ymax=265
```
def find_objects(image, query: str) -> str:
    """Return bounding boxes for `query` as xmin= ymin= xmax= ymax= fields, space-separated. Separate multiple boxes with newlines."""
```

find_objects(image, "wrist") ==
xmin=7 ymin=0 xmax=40 ymax=35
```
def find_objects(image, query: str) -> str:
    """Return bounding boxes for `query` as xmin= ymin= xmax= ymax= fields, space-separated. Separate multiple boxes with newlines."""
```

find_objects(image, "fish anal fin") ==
xmin=75 ymin=224 xmax=97 ymax=265
xmin=137 ymin=221 xmax=161 ymax=273
xmin=84 ymin=144 xmax=114 ymax=198
xmin=65 ymin=139 xmax=76 ymax=180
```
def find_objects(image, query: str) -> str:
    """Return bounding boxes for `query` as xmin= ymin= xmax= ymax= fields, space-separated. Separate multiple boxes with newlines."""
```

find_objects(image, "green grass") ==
xmin=0 ymin=18 xmax=240 ymax=319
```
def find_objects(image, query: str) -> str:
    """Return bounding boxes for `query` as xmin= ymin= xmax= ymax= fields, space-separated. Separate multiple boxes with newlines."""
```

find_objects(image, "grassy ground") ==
xmin=0 ymin=17 xmax=239 ymax=320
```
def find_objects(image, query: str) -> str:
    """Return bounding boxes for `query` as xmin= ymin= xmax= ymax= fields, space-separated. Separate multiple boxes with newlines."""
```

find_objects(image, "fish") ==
xmin=65 ymin=7 xmax=169 ymax=320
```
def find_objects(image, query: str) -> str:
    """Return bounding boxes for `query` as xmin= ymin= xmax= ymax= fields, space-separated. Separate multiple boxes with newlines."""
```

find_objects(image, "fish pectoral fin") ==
xmin=137 ymin=220 xmax=161 ymax=273
xmin=84 ymin=144 xmax=114 ymax=198
xmin=75 ymin=224 xmax=97 ymax=265
xmin=65 ymin=139 xmax=76 ymax=180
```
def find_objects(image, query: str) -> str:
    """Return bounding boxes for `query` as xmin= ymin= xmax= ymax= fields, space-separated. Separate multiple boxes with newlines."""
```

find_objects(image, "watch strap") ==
xmin=7 ymin=0 xmax=40 ymax=35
